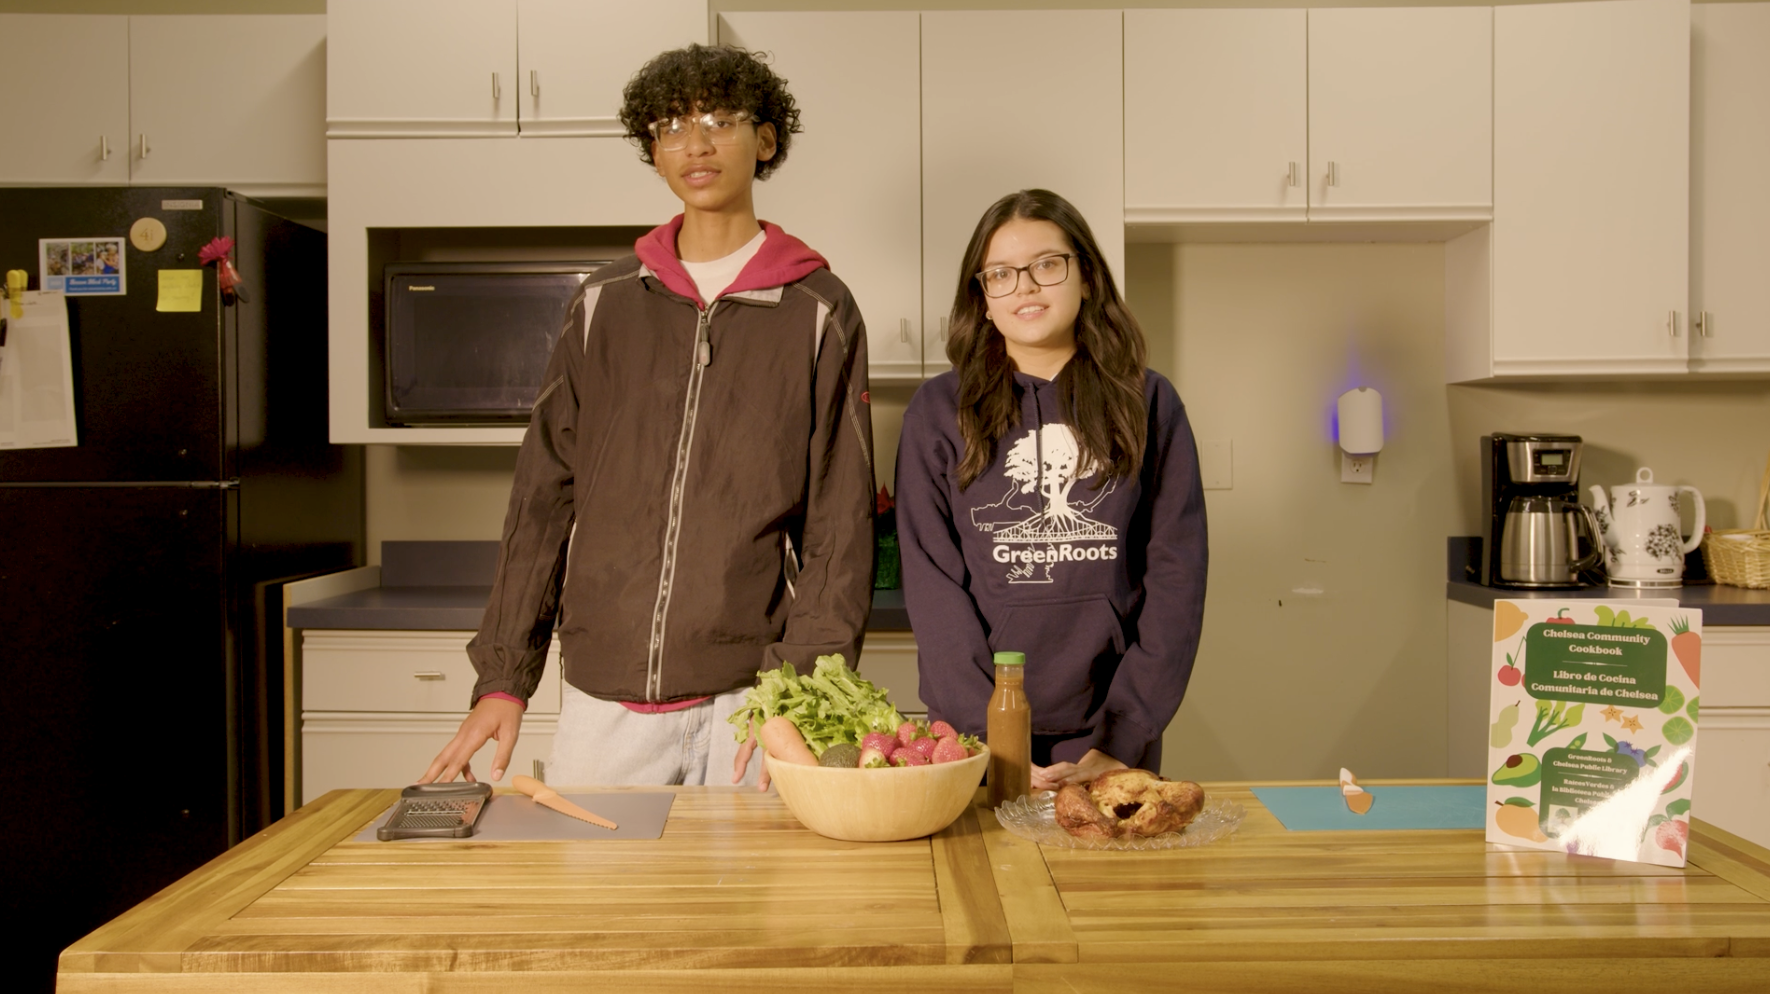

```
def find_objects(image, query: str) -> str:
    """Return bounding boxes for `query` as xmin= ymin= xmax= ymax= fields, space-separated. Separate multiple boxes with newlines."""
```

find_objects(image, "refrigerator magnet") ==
xmin=130 ymin=217 xmax=167 ymax=252
xmin=40 ymin=237 xmax=126 ymax=296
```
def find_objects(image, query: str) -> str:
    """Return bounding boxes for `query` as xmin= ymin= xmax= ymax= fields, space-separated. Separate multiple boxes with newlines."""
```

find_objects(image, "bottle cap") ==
xmin=992 ymin=651 xmax=1025 ymax=666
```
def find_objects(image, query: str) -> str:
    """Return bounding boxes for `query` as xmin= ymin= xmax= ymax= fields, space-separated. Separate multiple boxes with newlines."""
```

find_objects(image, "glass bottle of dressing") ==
xmin=986 ymin=650 xmax=1031 ymax=807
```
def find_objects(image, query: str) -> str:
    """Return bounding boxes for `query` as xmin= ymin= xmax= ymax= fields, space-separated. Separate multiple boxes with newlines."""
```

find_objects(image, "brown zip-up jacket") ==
xmin=466 ymin=225 xmax=874 ymax=705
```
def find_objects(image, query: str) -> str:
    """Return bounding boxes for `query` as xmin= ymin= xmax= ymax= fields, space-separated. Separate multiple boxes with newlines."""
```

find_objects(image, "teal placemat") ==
xmin=1251 ymin=786 xmax=1487 ymax=831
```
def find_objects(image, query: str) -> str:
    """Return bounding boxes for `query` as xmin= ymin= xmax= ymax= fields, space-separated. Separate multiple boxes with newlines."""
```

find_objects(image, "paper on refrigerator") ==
xmin=1486 ymin=600 xmax=1699 ymax=866
xmin=0 ymin=290 xmax=79 ymax=450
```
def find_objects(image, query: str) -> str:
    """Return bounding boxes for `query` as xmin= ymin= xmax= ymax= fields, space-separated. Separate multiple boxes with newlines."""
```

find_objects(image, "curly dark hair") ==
xmin=619 ymin=44 xmax=802 ymax=180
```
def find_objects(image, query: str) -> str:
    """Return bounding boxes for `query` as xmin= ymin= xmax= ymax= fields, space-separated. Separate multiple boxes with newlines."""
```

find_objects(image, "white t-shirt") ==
xmin=680 ymin=228 xmax=766 ymax=304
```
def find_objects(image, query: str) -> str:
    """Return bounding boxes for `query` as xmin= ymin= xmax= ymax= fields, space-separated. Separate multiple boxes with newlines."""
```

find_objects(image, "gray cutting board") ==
xmin=355 ymin=791 xmax=675 ymax=842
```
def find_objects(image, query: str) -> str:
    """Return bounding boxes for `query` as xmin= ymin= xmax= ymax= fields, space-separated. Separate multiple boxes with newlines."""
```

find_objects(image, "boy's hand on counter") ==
xmin=1032 ymin=749 xmax=1128 ymax=791
xmin=732 ymin=718 xmax=772 ymax=791
xmin=418 ymin=696 xmax=525 ymax=784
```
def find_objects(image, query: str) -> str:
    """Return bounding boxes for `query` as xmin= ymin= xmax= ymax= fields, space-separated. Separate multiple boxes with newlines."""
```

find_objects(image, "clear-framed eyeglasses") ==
xmin=976 ymin=254 xmax=1074 ymax=298
xmin=648 ymin=110 xmax=754 ymax=151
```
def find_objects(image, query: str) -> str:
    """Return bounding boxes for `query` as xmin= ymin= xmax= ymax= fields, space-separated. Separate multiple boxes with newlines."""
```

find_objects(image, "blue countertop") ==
xmin=287 ymin=541 xmax=913 ymax=632
xmin=1445 ymin=537 xmax=1770 ymax=626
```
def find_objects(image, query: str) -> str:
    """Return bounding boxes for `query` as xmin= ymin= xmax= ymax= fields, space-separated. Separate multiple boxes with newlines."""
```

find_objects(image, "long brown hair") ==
xmin=948 ymin=189 xmax=1148 ymax=490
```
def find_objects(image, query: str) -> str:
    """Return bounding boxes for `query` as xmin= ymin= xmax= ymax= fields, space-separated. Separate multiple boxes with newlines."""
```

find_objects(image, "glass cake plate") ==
xmin=993 ymin=791 xmax=1245 ymax=851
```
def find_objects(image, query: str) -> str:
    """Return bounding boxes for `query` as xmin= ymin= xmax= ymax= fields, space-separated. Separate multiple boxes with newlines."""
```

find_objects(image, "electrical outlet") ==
xmin=1199 ymin=439 xmax=1232 ymax=490
xmin=1341 ymin=452 xmax=1374 ymax=484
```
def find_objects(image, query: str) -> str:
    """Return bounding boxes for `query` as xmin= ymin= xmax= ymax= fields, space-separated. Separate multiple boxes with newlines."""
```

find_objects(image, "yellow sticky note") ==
xmin=157 ymin=270 xmax=203 ymax=312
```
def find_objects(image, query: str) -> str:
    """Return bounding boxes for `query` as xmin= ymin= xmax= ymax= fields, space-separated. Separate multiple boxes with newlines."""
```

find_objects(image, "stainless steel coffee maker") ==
xmin=1479 ymin=433 xmax=1602 ymax=588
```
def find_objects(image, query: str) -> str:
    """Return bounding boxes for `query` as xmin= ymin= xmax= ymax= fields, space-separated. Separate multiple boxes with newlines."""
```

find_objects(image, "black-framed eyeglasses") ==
xmin=976 ymin=254 xmax=1074 ymax=297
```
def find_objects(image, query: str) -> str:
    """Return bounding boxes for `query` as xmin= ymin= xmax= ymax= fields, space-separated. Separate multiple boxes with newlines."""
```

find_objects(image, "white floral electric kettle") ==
xmin=1588 ymin=467 xmax=1706 ymax=588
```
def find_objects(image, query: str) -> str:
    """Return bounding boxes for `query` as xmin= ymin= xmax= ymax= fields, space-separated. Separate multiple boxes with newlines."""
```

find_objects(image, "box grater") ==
xmin=377 ymin=781 xmax=493 ymax=840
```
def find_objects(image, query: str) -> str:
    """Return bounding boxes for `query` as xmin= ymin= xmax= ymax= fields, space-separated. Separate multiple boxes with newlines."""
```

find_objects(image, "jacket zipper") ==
xmin=645 ymin=301 xmax=716 ymax=701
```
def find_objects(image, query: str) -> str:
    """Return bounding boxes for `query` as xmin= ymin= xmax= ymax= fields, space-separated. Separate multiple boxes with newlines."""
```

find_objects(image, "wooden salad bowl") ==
xmin=765 ymin=746 xmax=989 ymax=842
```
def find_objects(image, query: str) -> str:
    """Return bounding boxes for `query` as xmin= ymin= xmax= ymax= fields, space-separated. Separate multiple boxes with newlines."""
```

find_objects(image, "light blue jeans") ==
xmin=546 ymin=683 xmax=762 ymax=788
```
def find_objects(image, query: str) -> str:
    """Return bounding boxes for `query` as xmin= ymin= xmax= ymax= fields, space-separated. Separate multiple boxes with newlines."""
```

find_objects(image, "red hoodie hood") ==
xmin=634 ymin=216 xmax=828 ymax=308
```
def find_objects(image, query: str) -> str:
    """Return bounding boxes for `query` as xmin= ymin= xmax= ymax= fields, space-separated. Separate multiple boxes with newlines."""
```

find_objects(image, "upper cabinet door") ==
xmin=1492 ymin=0 xmax=1689 ymax=375
xmin=1690 ymin=3 xmax=1770 ymax=374
xmin=1308 ymin=7 xmax=1492 ymax=221
xmin=922 ymin=10 xmax=1123 ymax=377
xmin=722 ymin=11 xmax=923 ymax=385
xmin=0 ymin=15 xmax=129 ymax=185
xmin=129 ymin=16 xmax=327 ymax=196
xmin=1125 ymin=9 xmax=1306 ymax=223
xmin=518 ymin=0 xmax=705 ymax=137
xmin=328 ymin=0 xmax=517 ymax=138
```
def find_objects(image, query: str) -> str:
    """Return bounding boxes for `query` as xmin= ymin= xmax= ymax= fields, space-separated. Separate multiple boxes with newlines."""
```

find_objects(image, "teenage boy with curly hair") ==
xmin=421 ymin=44 xmax=874 ymax=789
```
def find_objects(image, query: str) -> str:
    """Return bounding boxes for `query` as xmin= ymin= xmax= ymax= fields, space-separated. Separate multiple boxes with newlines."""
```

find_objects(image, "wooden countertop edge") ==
xmin=1015 ymin=957 xmax=1770 ymax=992
xmin=974 ymin=794 xmax=1079 ymax=964
xmin=1691 ymin=817 xmax=1770 ymax=904
xmin=59 ymin=788 xmax=399 ymax=974
xmin=928 ymin=799 xmax=1014 ymax=964
xmin=55 ymin=964 xmax=1018 ymax=994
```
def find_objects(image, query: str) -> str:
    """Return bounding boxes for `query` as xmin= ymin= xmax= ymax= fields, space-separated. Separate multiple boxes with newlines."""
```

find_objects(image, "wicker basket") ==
xmin=1701 ymin=453 xmax=1770 ymax=589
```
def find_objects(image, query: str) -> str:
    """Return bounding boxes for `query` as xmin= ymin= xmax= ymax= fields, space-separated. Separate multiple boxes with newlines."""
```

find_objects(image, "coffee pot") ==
xmin=1588 ymin=468 xmax=1706 ymax=588
xmin=1499 ymin=496 xmax=1603 ymax=586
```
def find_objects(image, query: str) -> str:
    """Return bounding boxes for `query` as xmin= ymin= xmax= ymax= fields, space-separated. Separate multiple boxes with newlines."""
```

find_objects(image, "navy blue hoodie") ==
xmin=895 ymin=369 xmax=1207 ymax=768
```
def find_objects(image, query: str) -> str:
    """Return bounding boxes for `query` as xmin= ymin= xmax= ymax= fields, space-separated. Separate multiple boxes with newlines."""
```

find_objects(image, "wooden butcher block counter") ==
xmin=58 ymin=782 xmax=1770 ymax=993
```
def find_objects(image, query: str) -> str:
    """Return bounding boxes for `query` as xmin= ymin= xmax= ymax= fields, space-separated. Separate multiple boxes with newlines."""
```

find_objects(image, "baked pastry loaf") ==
xmin=1054 ymin=769 xmax=1206 ymax=840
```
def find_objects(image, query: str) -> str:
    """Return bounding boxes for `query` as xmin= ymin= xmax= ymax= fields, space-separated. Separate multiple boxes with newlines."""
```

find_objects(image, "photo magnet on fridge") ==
xmin=1487 ymin=600 xmax=1700 ymax=866
xmin=40 ymin=237 xmax=126 ymax=295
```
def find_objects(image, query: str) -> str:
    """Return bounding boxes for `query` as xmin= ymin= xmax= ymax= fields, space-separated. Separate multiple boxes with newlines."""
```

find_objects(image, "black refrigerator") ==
xmin=0 ymin=188 xmax=364 ymax=991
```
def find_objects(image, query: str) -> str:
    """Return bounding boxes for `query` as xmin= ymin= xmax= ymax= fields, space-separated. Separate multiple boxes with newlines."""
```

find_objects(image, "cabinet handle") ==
xmin=1667 ymin=310 xmax=1680 ymax=338
xmin=492 ymin=72 xmax=501 ymax=101
xmin=413 ymin=670 xmax=445 ymax=681
xmin=1696 ymin=311 xmax=1712 ymax=338
xmin=100 ymin=136 xmax=110 ymax=161
xmin=138 ymin=134 xmax=150 ymax=160
xmin=1327 ymin=161 xmax=1339 ymax=187
xmin=534 ymin=759 xmax=546 ymax=782
xmin=899 ymin=318 xmax=910 ymax=343
xmin=939 ymin=317 xmax=949 ymax=342
xmin=1287 ymin=162 xmax=1299 ymax=188
xmin=531 ymin=70 xmax=540 ymax=97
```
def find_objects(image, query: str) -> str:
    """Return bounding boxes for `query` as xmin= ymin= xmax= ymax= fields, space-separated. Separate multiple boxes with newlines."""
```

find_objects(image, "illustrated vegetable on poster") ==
xmin=1486 ymin=600 xmax=1700 ymax=866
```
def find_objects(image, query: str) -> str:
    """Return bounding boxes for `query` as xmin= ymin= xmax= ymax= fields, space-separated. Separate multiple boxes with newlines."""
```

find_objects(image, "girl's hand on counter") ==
xmin=418 ymin=696 xmax=525 ymax=784
xmin=1032 ymin=749 xmax=1128 ymax=790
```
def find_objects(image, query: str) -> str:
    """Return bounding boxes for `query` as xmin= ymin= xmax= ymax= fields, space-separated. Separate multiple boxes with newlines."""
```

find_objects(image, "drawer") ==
xmin=859 ymin=630 xmax=924 ymax=714
xmin=303 ymin=630 xmax=562 ymax=714
xmin=301 ymin=711 xmax=558 ymax=805
xmin=1692 ymin=709 xmax=1770 ymax=850
xmin=1705 ymin=628 xmax=1770 ymax=708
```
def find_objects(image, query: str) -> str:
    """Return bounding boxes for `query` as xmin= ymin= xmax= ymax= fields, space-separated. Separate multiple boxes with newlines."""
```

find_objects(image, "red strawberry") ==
xmin=893 ymin=749 xmax=930 ymax=767
xmin=931 ymin=735 xmax=967 ymax=764
xmin=929 ymin=720 xmax=958 ymax=739
xmin=1655 ymin=820 xmax=1689 ymax=857
xmin=862 ymin=732 xmax=898 ymax=756
xmin=911 ymin=736 xmax=938 ymax=758
xmin=897 ymin=721 xmax=921 ymax=747
xmin=858 ymin=746 xmax=890 ymax=769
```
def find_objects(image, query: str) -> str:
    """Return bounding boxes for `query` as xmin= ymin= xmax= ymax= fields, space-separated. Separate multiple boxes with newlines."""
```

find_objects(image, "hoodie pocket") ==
xmin=988 ymin=596 xmax=1126 ymax=735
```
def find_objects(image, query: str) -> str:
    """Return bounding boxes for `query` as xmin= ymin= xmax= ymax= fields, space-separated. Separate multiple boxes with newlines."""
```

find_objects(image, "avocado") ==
xmin=1491 ymin=752 xmax=1542 ymax=788
xmin=819 ymin=743 xmax=862 ymax=768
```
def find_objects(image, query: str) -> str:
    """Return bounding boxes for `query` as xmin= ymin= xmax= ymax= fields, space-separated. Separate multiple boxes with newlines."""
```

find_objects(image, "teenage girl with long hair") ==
xmin=896 ymin=189 xmax=1208 ymax=788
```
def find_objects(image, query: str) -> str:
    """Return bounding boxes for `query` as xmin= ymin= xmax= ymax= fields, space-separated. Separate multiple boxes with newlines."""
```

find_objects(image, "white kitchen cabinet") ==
xmin=921 ymin=10 xmax=1123 ymax=378
xmin=327 ymin=0 xmax=518 ymax=137
xmin=1124 ymin=9 xmax=1307 ymax=224
xmin=518 ymin=0 xmax=704 ymax=137
xmin=1689 ymin=3 xmax=1770 ymax=375
xmin=1307 ymin=7 xmax=1491 ymax=222
xmin=299 ymin=629 xmax=562 ymax=803
xmin=1450 ymin=0 xmax=1690 ymax=381
xmin=721 ymin=11 xmax=923 ymax=384
xmin=0 ymin=15 xmax=130 ymax=185
xmin=129 ymin=16 xmax=326 ymax=197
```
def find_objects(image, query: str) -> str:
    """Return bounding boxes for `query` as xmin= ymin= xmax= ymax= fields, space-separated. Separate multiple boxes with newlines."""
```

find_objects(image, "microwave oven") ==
xmin=383 ymin=261 xmax=607 ymax=426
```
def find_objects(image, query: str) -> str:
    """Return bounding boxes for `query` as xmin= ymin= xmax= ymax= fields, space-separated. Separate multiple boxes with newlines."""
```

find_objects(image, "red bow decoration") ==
xmin=198 ymin=236 xmax=248 ymax=304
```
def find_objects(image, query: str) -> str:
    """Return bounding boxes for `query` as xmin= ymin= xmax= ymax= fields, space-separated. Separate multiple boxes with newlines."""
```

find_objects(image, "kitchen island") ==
xmin=59 ymin=781 xmax=1770 ymax=992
